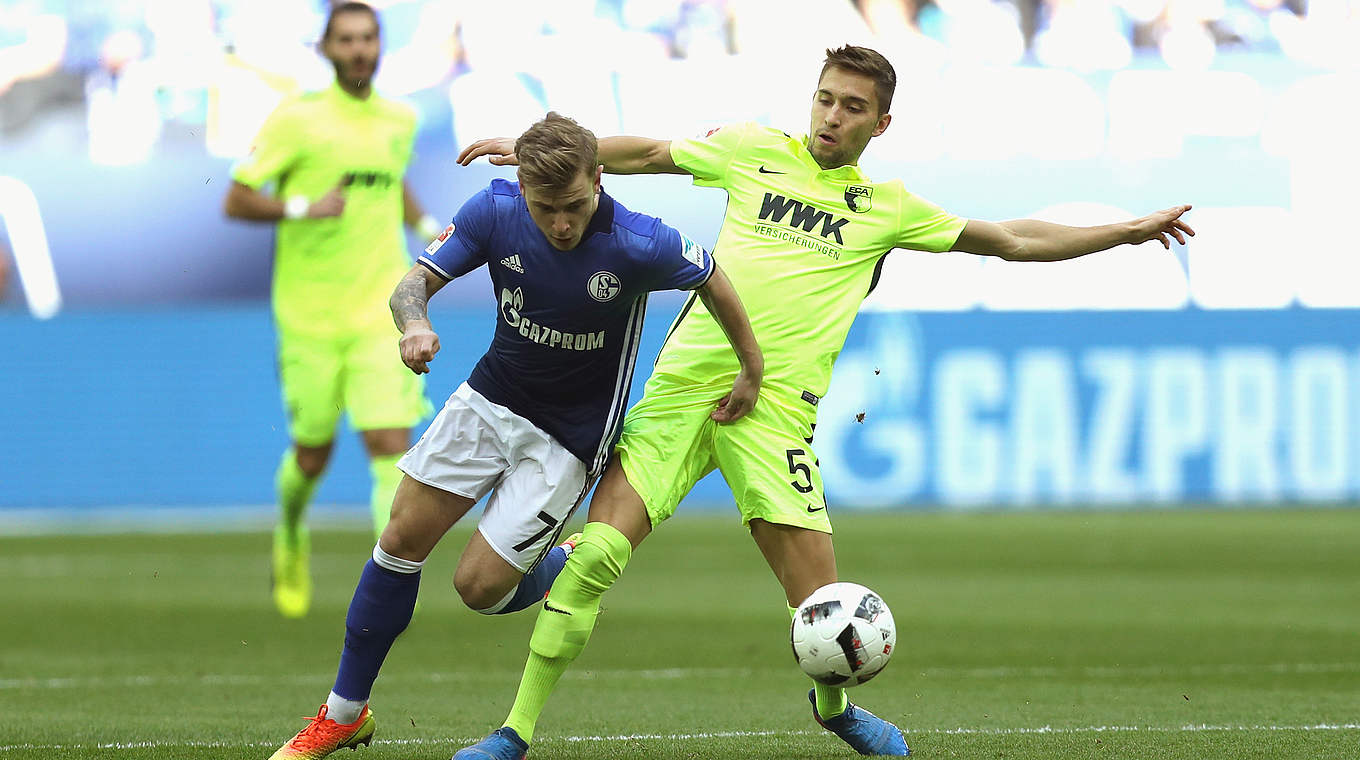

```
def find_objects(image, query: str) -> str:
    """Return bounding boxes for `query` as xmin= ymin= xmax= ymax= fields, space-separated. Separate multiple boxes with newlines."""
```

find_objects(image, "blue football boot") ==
xmin=808 ymin=689 xmax=910 ymax=756
xmin=452 ymin=727 xmax=528 ymax=760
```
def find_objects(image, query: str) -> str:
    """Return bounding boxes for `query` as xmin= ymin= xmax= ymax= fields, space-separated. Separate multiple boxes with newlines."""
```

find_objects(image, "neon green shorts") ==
xmin=277 ymin=328 xmax=429 ymax=446
xmin=615 ymin=373 xmax=831 ymax=533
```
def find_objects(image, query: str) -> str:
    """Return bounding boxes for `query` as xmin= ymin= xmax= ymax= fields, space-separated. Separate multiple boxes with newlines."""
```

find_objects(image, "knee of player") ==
xmin=294 ymin=454 xmax=329 ymax=479
xmin=567 ymin=527 xmax=634 ymax=593
xmin=290 ymin=443 xmax=334 ymax=478
xmin=377 ymin=522 xmax=419 ymax=559
xmin=453 ymin=570 xmax=514 ymax=613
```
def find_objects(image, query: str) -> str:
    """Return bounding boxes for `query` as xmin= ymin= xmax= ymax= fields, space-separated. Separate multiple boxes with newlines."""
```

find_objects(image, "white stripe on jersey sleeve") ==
xmin=417 ymin=256 xmax=453 ymax=281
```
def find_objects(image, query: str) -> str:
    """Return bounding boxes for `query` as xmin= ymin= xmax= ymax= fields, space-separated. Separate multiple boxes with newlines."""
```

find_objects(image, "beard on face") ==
xmin=335 ymin=57 xmax=376 ymax=86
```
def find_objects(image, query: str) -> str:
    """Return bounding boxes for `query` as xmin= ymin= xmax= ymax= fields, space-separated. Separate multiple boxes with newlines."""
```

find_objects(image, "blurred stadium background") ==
xmin=4 ymin=3 xmax=1360 ymax=759
xmin=2 ymin=0 xmax=1359 ymax=525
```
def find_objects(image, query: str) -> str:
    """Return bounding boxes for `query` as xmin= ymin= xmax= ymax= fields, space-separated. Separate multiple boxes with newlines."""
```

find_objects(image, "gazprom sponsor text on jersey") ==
xmin=500 ymin=286 xmax=605 ymax=351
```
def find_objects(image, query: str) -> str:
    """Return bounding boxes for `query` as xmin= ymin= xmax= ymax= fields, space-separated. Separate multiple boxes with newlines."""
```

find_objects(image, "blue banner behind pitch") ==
xmin=3 ymin=307 xmax=1358 ymax=513
xmin=822 ymin=308 xmax=1360 ymax=508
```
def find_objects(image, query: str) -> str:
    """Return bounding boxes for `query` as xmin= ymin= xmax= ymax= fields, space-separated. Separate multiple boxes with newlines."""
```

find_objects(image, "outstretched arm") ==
xmin=696 ymin=264 xmax=763 ymax=423
xmin=390 ymin=264 xmax=447 ymax=374
xmin=950 ymin=205 xmax=1195 ymax=261
xmin=595 ymin=136 xmax=683 ymax=175
xmin=457 ymin=135 xmax=685 ymax=175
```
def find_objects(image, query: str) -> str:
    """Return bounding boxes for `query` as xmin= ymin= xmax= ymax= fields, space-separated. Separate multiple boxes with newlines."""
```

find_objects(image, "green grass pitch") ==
xmin=2 ymin=508 xmax=1357 ymax=759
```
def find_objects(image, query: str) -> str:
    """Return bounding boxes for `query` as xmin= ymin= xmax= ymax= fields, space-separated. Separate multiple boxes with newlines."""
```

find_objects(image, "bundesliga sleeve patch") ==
xmin=679 ymin=234 xmax=708 ymax=269
xmin=425 ymin=223 xmax=455 ymax=254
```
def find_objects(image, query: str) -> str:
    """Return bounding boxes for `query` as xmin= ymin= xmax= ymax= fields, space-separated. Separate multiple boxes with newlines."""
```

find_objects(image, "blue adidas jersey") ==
xmin=419 ymin=179 xmax=715 ymax=473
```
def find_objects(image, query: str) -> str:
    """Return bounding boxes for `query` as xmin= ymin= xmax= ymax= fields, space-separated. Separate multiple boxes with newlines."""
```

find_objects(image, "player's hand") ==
xmin=399 ymin=326 xmax=440 ymax=374
xmin=1129 ymin=205 xmax=1195 ymax=249
xmin=308 ymin=184 xmax=346 ymax=218
xmin=457 ymin=137 xmax=518 ymax=167
xmin=711 ymin=369 xmax=759 ymax=423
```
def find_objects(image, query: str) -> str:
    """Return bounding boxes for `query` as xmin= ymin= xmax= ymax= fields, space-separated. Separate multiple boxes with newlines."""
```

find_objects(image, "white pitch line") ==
xmin=0 ymin=667 xmax=741 ymax=690
xmin=3 ymin=724 xmax=1359 ymax=753
xmin=919 ymin=661 xmax=1360 ymax=679
xmin=4 ymin=661 xmax=1358 ymax=691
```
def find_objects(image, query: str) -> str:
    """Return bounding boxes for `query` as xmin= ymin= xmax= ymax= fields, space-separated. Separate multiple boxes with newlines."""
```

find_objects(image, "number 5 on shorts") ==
xmin=785 ymin=449 xmax=815 ymax=494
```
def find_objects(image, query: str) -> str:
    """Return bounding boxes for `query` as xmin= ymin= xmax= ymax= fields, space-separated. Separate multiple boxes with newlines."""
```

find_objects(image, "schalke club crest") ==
xmin=845 ymin=185 xmax=873 ymax=213
xmin=587 ymin=271 xmax=622 ymax=302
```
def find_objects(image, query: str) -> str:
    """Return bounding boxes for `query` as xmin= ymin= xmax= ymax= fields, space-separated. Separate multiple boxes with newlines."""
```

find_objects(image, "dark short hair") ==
xmin=821 ymin=45 xmax=896 ymax=115
xmin=515 ymin=112 xmax=599 ymax=190
xmin=323 ymin=2 xmax=379 ymax=42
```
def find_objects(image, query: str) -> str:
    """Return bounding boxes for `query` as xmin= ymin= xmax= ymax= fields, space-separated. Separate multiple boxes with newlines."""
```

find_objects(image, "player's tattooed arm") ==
xmin=390 ymin=265 xmax=432 ymax=329
xmin=390 ymin=265 xmax=446 ymax=374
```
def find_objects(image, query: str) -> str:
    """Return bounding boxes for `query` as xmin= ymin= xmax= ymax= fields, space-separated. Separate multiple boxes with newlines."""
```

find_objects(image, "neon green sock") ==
xmin=503 ymin=522 xmax=633 ymax=743
xmin=501 ymin=651 xmax=563 ymax=744
xmin=275 ymin=449 xmax=319 ymax=548
xmin=368 ymin=454 xmax=403 ymax=540
xmin=789 ymin=604 xmax=848 ymax=719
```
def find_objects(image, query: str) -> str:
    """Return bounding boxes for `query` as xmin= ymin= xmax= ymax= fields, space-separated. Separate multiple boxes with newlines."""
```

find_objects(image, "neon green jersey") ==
xmin=232 ymin=82 xmax=416 ymax=337
xmin=661 ymin=121 xmax=966 ymax=399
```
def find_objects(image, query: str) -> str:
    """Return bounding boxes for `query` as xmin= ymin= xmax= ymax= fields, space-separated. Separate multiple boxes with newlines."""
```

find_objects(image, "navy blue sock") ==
xmin=495 ymin=545 xmax=568 ymax=615
xmin=332 ymin=559 xmax=420 ymax=701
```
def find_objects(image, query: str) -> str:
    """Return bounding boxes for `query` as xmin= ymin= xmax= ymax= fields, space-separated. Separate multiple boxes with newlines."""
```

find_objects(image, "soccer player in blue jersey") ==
xmin=264 ymin=112 xmax=762 ymax=760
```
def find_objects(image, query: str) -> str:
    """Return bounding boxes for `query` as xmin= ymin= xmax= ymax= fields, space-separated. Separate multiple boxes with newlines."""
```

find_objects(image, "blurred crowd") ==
xmin=861 ymin=0 xmax=1343 ymax=69
xmin=0 ymin=0 xmax=1356 ymax=164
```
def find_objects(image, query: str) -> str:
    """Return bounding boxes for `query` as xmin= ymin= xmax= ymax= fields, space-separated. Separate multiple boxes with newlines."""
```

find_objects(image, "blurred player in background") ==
xmin=263 ymin=111 xmax=761 ymax=760
xmin=223 ymin=2 xmax=442 ymax=619
xmin=455 ymin=44 xmax=1194 ymax=758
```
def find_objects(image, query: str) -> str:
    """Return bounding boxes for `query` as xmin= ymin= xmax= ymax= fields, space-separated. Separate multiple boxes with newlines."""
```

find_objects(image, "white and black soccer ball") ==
xmin=790 ymin=582 xmax=896 ymax=687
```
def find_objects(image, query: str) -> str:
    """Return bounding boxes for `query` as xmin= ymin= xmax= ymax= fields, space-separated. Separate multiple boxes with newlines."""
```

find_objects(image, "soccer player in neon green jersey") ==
xmin=223 ymin=2 xmax=440 ymax=619
xmin=456 ymin=44 xmax=1195 ymax=758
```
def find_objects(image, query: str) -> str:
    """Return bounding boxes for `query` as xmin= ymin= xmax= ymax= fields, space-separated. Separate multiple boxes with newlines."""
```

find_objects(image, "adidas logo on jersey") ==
xmin=501 ymin=255 xmax=524 ymax=273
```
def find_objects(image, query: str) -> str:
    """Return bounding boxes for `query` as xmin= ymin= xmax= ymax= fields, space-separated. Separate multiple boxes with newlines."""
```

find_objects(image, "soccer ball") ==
xmin=790 ymin=582 xmax=896 ymax=687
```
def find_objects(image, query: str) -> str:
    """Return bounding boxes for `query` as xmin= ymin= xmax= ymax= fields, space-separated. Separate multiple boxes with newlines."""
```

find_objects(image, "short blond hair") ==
xmin=515 ymin=112 xmax=599 ymax=190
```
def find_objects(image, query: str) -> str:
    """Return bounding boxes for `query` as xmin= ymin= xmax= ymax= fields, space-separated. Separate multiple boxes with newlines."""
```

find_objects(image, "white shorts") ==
xmin=398 ymin=382 xmax=590 ymax=572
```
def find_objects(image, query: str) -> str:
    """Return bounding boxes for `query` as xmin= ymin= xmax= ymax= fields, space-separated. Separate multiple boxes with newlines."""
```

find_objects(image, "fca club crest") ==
xmin=845 ymin=185 xmax=873 ymax=213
